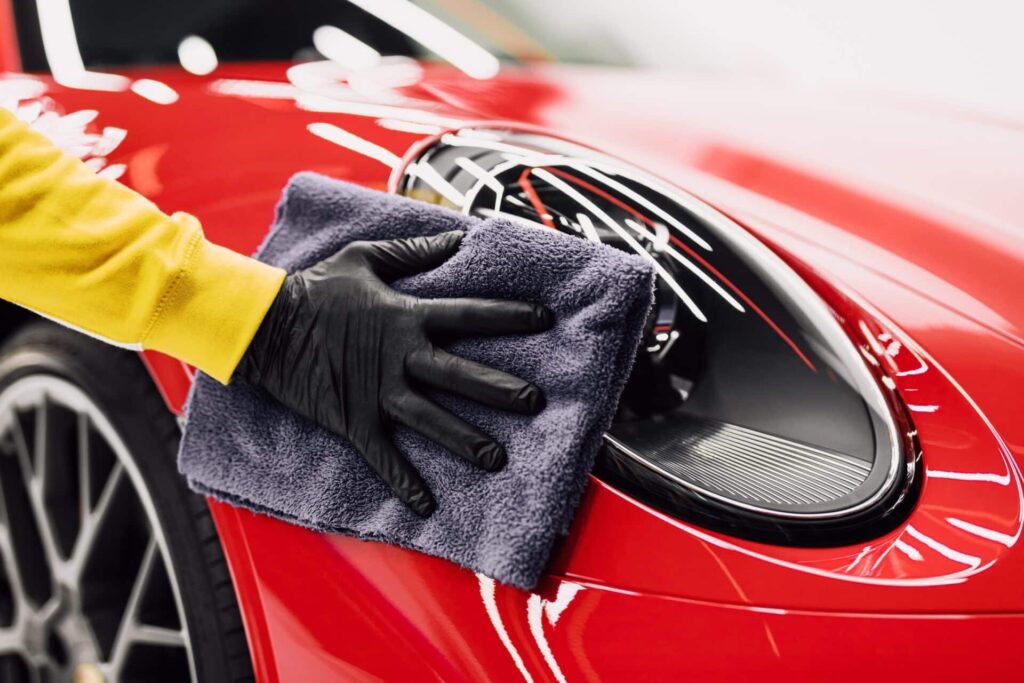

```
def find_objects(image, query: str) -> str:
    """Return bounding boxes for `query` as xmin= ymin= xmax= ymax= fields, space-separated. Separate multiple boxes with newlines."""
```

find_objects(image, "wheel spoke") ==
xmin=134 ymin=625 xmax=186 ymax=648
xmin=0 ymin=629 xmax=21 ymax=653
xmin=109 ymin=538 xmax=158 ymax=673
xmin=71 ymin=463 xmax=124 ymax=572
xmin=77 ymin=413 xmax=91 ymax=525
xmin=0 ymin=501 xmax=28 ymax=622
xmin=9 ymin=414 xmax=61 ymax=572
xmin=2 ymin=419 xmax=55 ymax=608
xmin=9 ymin=415 xmax=36 ymax=493
xmin=32 ymin=402 xmax=46 ymax=486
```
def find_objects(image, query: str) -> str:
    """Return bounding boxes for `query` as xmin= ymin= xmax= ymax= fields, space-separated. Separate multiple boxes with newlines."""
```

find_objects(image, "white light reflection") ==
xmin=905 ymin=525 xmax=981 ymax=569
xmin=412 ymin=161 xmax=466 ymax=205
xmin=298 ymin=93 xmax=465 ymax=128
xmin=570 ymin=163 xmax=713 ymax=251
xmin=946 ymin=517 xmax=1016 ymax=548
xmin=343 ymin=0 xmax=500 ymax=79
xmin=527 ymin=594 xmax=567 ymax=683
xmin=533 ymin=167 xmax=708 ymax=323
xmin=36 ymin=0 xmax=81 ymax=76
xmin=210 ymin=79 xmax=299 ymax=100
xmin=36 ymin=0 xmax=129 ymax=91
xmin=625 ymin=218 xmax=746 ymax=313
xmin=843 ymin=545 xmax=874 ymax=572
xmin=477 ymin=575 xmax=533 ymax=682
xmin=543 ymin=582 xmax=584 ymax=626
xmin=893 ymin=539 xmax=924 ymax=561
xmin=286 ymin=60 xmax=348 ymax=89
xmin=96 ymin=163 xmax=125 ymax=181
xmin=928 ymin=470 xmax=1010 ymax=485
xmin=455 ymin=156 xmax=504 ymax=195
xmin=0 ymin=78 xmax=47 ymax=113
xmin=313 ymin=25 xmax=381 ymax=70
xmin=177 ymin=35 xmax=218 ymax=76
xmin=307 ymin=122 xmax=401 ymax=167
xmin=575 ymin=213 xmax=601 ymax=242
xmin=130 ymin=79 xmax=179 ymax=105
xmin=348 ymin=57 xmax=424 ymax=98
xmin=377 ymin=118 xmax=444 ymax=135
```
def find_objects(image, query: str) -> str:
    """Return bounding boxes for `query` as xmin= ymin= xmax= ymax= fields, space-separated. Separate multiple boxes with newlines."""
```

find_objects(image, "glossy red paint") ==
xmin=4 ymin=59 xmax=1024 ymax=677
xmin=0 ymin=0 xmax=19 ymax=73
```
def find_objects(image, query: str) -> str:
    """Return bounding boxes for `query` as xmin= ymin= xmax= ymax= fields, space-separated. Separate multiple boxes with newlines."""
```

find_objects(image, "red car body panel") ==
xmin=3 ymin=2 xmax=1024 ymax=673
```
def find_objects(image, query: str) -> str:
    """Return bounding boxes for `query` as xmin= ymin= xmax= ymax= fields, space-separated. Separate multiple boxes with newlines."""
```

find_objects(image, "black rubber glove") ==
xmin=237 ymin=231 xmax=552 ymax=518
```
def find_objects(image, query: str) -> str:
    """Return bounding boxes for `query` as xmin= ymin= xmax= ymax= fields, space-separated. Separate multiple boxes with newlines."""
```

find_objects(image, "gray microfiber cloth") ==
xmin=178 ymin=172 xmax=655 ymax=589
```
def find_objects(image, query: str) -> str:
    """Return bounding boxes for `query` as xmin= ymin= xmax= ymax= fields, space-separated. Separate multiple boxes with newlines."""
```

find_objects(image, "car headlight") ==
xmin=397 ymin=128 xmax=918 ymax=544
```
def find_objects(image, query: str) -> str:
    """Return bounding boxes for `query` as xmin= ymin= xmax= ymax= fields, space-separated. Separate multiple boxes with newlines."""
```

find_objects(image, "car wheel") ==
xmin=0 ymin=323 xmax=254 ymax=683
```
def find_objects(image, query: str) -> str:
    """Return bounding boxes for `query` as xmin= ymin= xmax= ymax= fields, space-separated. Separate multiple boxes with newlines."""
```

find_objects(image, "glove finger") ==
xmin=356 ymin=429 xmax=436 ymax=517
xmin=407 ymin=347 xmax=545 ymax=414
xmin=365 ymin=231 xmax=464 ymax=281
xmin=389 ymin=392 xmax=508 ymax=472
xmin=422 ymin=298 xmax=553 ymax=337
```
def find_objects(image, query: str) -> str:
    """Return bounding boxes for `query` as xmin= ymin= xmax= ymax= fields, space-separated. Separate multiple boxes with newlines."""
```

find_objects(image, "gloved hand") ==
xmin=237 ymin=230 xmax=552 ymax=517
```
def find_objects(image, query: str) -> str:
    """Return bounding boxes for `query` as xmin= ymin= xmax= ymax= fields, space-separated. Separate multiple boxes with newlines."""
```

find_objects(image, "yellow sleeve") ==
xmin=0 ymin=108 xmax=286 ymax=384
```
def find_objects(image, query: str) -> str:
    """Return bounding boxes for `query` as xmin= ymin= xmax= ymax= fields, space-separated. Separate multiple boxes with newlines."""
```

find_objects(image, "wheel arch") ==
xmin=0 ymin=302 xmax=37 ymax=348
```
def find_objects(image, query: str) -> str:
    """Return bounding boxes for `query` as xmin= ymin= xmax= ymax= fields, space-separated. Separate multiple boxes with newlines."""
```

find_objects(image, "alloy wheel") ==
xmin=0 ymin=375 xmax=195 ymax=682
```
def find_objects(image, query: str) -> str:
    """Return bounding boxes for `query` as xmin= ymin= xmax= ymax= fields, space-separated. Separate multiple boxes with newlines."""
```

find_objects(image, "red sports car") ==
xmin=1 ymin=1 xmax=1022 ymax=681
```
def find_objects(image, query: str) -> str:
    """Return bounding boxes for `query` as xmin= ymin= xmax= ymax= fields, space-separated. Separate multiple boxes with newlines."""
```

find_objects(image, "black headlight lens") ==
xmin=398 ymin=128 xmax=918 ymax=544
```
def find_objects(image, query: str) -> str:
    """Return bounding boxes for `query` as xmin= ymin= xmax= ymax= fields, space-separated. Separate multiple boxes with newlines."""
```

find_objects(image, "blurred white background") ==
xmin=481 ymin=0 xmax=1024 ymax=119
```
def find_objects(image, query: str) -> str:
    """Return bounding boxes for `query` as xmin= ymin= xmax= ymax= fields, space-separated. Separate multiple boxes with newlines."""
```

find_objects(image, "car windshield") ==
xmin=12 ymin=0 xmax=1024 ymax=117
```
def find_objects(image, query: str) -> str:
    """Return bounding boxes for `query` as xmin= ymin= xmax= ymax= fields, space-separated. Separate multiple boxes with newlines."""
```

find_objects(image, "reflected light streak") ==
xmin=905 ymin=525 xmax=981 ymax=569
xmin=928 ymin=470 xmax=1010 ymax=485
xmin=0 ymin=78 xmax=47 ymax=113
xmin=96 ymin=163 xmax=125 ymax=181
xmin=477 ymin=575 xmax=533 ymax=683
xmin=348 ymin=56 xmax=424 ymax=93
xmin=377 ymin=118 xmax=445 ymax=135
xmin=307 ymin=122 xmax=401 ymax=167
xmin=313 ymin=25 xmax=381 ymax=70
xmin=286 ymin=60 xmax=348 ymax=89
xmin=626 ymin=217 xmax=745 ymax=313
xmin=843 ymin=545 xmax=874 ymax=572
xmin=527 ymin=594 xmax=567 ymax=683
xmin=344 ymin=0 xmax=500 ymax=79
xmin=298 ymin=93 xmax=465 ymax=127
xmin=210 ymin=79 xmax=299 ymax=100
xmin=34 ymin=0 xmax=129 ymax=94
xmin=455 ymin=156 xmax=504 ymax=194
xmin=544 ymin=582 xmax=584 ymax=626
xmin=571 ymin=162 xmax=713 ymax=251
xmin=413 ymin=161 xmax=466 ymax=205
xmin=177 ymin=35 xmax=218 ymax=75
xmin=130 ymin=79 xmax=179 ymax=105
xmin=575 ymin=213 xmax=601 ymax=242
xmin=533 ymin=168 xmax=708 ymax=323
xmin=893 ymin=539 xmax=924 ymax=561
xmin=35 ymin=0 xmax=82 ymax=79
xmin=946 ymin=517 xmax=1016 ymax=547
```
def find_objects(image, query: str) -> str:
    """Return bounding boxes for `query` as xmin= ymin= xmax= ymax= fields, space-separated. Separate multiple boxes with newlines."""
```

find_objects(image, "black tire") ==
xmin=0 ymin=322 xmax=254 ymax=682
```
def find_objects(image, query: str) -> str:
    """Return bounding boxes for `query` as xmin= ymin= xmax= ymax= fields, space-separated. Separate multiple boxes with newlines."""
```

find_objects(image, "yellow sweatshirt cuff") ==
xmin=143 ymin=219 xmax=286 ymax=384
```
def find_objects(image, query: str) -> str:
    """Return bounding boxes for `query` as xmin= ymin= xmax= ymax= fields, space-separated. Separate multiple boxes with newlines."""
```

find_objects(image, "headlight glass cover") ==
xmin=398 ymin=128 xmax=918 ymax=543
